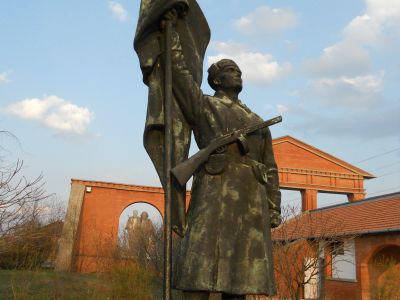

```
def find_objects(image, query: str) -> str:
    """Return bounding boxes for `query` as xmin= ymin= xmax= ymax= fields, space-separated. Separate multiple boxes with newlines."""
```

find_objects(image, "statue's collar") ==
xmin=216 ymin=95 xmax=242 ymax=106
xmin=217 ymin=95 xmax=234 ymax=105
xmin=216 ymin=96 xmax=250 ymax=112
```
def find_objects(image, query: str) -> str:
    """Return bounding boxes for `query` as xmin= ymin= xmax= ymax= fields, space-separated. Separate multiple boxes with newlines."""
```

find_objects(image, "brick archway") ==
xmin=55 ymin=180 xmax=190 ymax=272
xmin=360 ymin=242 xmax=400 ymax=299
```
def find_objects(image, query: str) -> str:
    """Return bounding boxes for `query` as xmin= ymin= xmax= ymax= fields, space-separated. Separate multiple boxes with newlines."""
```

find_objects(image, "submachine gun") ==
xmin=171 ymin=115 xmax=282 ymax=186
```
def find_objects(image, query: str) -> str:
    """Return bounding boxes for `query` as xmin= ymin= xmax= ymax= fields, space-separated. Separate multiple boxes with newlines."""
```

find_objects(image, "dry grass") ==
xmin=0 ymin=266 xmax=163 ymax=300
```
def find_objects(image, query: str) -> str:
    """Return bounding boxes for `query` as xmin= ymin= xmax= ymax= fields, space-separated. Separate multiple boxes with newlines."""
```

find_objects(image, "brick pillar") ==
xmin=360 ymin=262 xmax=370 ymax=300
xmin=348 ymin=192 xmax=365 ymax=202
xmin=54 ymin=183 xmax=85 ymax=272
xmin=325 ymin=245 xmax=333 ymax=278
xmin=301 ymin=189 xmax=318 ymax=211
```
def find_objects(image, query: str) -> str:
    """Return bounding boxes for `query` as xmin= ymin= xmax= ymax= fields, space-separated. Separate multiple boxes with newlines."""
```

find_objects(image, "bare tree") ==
xmin=0 ymin=131 xmax=50 ymax=235
xmin=0 ymin=159 xmax=49 ymax=235
xmin=271 ymin=206 xmax=356 ymax=300
xmin=0 ymin=131 xmax=62 ymax=268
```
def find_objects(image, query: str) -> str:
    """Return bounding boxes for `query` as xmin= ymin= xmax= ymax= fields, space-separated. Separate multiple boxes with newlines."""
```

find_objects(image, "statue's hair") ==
xmin=207 ymin=59 xmax=239 ymax=91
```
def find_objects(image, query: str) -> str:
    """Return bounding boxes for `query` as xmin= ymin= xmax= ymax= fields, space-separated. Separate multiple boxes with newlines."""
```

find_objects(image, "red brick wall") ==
xmin=325 ymin=233 xmax=400 ymax=300
xmin=325 ymin=279 xmax=361 ymax=300
xmin=73 ymin=182 xmax=165 ymax=272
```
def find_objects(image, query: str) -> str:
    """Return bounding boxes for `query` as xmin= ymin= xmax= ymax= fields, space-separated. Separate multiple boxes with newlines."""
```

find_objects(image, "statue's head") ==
xmin=207 ymin=59 xmax=243 ymax=93
xmin=132 ymin=210 xmax=139 ymax=218
xmin=141 ymin=211 xmax=149 ymax=220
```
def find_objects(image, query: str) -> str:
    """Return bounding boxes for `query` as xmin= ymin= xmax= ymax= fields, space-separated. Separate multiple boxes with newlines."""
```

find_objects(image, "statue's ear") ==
xmin=213 ymin=78 xmax=221 ymax=86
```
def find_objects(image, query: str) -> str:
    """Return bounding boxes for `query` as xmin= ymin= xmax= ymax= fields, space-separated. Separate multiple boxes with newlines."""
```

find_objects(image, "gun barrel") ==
xmin=237 ymin=115 xmax=282 ymax=136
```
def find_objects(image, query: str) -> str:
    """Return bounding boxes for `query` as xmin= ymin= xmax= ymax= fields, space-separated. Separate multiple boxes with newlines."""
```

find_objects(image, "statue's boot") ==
xmin=183 ymin=291 xmax=210 ymax=300
xmin=221 ymin=294 xmax=245 ymax=300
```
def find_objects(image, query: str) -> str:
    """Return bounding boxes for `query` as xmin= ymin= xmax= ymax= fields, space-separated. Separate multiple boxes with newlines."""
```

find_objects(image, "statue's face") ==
xmin=141 ymin=211 xmax=149 ymax=219
xmin=215 ymin=64 xmax=243 ymax=93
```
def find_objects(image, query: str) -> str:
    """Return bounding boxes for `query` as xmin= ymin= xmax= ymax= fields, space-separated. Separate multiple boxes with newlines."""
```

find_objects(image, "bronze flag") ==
xmin=134 ymin=0 xmax=210 ymax=236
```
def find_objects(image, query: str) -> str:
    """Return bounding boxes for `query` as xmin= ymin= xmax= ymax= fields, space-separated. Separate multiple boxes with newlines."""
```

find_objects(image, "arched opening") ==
xmin=368 ymin=245 xmax=400 ymax=299
xmin=118 ymin=202 xmax=163 ymax=274
xmin=119 ymin=202 xmax=163 ymax=236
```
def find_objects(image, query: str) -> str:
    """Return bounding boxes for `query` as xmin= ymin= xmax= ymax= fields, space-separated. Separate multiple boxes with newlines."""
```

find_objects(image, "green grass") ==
xmin=0 ymin=268 xmax=171 ymax=300
xmin=0 ymin=270 xmax=106 ymax=300
xmin=0 ymin=269 xmax=222 ymax=299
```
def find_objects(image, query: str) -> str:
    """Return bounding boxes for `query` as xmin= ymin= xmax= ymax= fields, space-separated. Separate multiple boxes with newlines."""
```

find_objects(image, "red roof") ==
xmin=272 ymin=192 xmax=400 ymax=241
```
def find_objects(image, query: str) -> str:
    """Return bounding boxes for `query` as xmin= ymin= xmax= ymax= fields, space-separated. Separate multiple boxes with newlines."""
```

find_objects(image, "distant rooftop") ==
xmin=272 ymin=192 xmax=400 ymax=241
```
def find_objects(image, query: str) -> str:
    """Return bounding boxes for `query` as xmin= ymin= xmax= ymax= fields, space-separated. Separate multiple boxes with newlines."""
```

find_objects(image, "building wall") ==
xmin=325 ymin=232 xmax=400 ymax=300
xmin=72 ymin=182 xmax=165 ymax=272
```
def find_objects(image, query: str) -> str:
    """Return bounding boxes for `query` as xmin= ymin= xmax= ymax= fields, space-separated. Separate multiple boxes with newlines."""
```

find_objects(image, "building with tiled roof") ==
xmin=272 ymin=192 xmax=400 ymax=300
xmin=273 ymin=192 xmax=400 ymax=240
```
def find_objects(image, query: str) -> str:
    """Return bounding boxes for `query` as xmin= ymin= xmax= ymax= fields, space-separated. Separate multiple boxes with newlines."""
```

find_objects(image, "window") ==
xmin=332 ymin=241 xmax=345 ymax=256
xmin=331 ymin=239 xmax=356 ymax=280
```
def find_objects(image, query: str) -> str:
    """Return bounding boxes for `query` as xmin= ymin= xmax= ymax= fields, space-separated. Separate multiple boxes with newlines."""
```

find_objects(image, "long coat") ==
xmin=171 ymin=48 xmax=281 ymax=295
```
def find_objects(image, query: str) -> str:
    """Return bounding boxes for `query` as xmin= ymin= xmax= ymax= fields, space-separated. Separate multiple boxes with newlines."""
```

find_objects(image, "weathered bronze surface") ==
xmin=134 ymin=1 xmax=281 ymax=298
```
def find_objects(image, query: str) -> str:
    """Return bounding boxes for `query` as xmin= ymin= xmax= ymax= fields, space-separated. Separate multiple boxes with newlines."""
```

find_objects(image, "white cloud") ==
xmin=340 ymin=73 xmax=383 ymax=93
xmin=0 ymin=72 xmax=10 ymax=84
xmin=291 ymin=89 xmax=300 ymax=97
xmin=108 ymin=1 xmax=128 ymax=22
xmin=302 ymin=0 xmax=399 ymax=108
xmin=292 ymin=101 xmax=400 ymax=139
xmin=344 ymin=0 xmax=400 ymax=46
xmin=209 ymin=41 xmax=247 ymax=54
xmin=308 ymin=72 xmax=384 ymax=107
xmin=2 ymin=95 xmax=94 ymax=135
xmin=234 ymin=5 xmax=297 ymax=35
xmin=208 ymin=41 xmax=291 ymax=84
xmin=304 ymin=42 xmax=371 ymax=78
xmin=277 ymin=104 xmax=289 ymax=113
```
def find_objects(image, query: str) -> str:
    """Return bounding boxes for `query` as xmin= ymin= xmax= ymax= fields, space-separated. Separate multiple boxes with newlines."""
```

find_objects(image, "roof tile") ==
xmin=272 ymin=192 xmax=400 ymax=241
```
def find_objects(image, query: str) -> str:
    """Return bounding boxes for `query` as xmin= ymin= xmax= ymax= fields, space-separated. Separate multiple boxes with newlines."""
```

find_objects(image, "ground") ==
xmin=0 ymin=269 xmax=165 ymax=300
xmin=0 ymin=269 xmax=232 ymax=299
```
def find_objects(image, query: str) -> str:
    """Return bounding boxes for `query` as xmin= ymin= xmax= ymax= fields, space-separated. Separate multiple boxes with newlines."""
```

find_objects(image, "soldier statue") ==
xmin=134 ymin=1 xmax=281 ymax=299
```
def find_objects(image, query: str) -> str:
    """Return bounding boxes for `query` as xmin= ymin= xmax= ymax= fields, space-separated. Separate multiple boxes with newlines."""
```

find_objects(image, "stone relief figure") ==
xmin=134 ymin=1 xmax=281 ymax=299
xmin=125 ymin=210 xmax=156 ymax=264
xmin=126 ymin=211 xmax=154 ymax=238
xmin=139 ymin=211 xmax=155 ymax=238
xmin=125 ymin=210 xmax=140 ymax=234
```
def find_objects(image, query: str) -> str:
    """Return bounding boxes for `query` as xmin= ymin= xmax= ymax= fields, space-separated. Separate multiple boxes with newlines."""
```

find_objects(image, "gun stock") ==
xmin=171 ymin=147 xmax=213 ymax=186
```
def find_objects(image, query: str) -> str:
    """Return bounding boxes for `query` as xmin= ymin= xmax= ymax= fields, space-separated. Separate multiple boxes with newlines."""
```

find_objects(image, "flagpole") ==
xmin=163 ymin=19 xmax=173 ymax=300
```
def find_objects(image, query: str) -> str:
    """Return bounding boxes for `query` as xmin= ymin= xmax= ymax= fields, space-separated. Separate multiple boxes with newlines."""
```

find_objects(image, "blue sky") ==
xmin=1 ymin=0 xmax=399 ymax=215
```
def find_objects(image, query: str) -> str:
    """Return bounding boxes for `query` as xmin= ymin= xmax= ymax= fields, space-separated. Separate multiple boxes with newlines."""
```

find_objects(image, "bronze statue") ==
xmin=134 ymin=1 xmax=281 ymax=299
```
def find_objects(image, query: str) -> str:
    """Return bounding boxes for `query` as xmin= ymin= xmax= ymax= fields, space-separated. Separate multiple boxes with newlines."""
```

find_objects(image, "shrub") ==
xmin=108 ymin=263 xmax=153 ymax=300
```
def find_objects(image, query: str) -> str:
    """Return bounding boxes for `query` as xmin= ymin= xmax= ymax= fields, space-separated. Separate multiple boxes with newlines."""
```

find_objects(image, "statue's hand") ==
xmin=270 ymin=210 xmax=282 ymax=228
xmin=160 ymin=8 xmax=179 ymax=29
